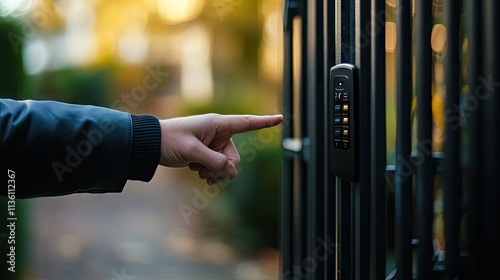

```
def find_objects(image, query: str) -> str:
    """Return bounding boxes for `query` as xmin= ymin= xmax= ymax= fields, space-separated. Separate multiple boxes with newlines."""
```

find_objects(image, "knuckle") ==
xmin=213 ymin=155 xmax=228 ymax=171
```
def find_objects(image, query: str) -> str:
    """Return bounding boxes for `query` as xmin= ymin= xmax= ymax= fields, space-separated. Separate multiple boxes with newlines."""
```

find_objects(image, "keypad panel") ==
xmin=330 ymin=64 xmax=358 ymax=182
xmin=333 ymin=89 xmax=350 ymax=150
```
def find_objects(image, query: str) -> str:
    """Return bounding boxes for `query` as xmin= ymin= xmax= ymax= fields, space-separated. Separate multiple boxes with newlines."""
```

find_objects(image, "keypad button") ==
xmin=342 ymin=92 xmax=349 ymax=101
xmin=334 ymin=105 xmax=341 ymax=113
xmin=343 ymin=117 xmax=349 ymax=124
xmin=343 ymin=130 xmax=349 ymax=137
xmin=342 ymin=142 xmax=349 ymax=149
xmin=334 ymin=118 xmax=341 ymax=125
xmin=343 ymin=105 xmax=349 ymax=112
xmin=334 ymin=129 xmax=341 ymax=137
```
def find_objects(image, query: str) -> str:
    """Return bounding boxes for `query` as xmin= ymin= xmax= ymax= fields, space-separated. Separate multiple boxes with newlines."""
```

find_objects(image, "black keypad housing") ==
xmin=329 ymin=64 xmax=358 ymax=182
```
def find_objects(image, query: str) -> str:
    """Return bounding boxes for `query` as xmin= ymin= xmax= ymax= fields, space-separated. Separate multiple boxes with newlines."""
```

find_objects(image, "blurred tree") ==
xmin=37 ymin=67 xmax=113 ymax=106
xmin=0 ymin=19 xmax=25 ymax=98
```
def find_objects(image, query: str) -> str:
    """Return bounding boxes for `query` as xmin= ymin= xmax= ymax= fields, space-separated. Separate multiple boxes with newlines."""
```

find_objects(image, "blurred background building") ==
xmin=0 ymin=0 xmax=284 ymax=279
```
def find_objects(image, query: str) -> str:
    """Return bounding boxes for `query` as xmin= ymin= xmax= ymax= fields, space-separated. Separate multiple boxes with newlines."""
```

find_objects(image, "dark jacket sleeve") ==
xmin=0 ymin=99 xmax=160 ymax=198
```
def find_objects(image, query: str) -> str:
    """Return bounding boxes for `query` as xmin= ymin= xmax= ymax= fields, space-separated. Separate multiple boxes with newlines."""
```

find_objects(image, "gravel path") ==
xmin=27 ymin=168 xmax=277 ymax=280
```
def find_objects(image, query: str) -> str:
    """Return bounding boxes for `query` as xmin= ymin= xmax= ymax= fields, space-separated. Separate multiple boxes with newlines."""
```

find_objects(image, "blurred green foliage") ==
xmin=35 ymin=67 xmax=113 ymax=106
xmin=0 ymin=19 xmax=25 ymax=99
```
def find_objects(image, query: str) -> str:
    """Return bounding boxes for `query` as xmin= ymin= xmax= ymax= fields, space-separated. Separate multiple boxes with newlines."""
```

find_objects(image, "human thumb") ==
xmin=188 ymin=143 xmax=229 ymax=173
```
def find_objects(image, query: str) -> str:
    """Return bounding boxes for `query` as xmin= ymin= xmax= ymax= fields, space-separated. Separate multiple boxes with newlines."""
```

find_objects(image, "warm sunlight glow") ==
xmin=117 ymin=31 xmax=149 ymax=64
xmin=0 ymin=0 xmax=31 ymax=17
xmin=386 ymin=0 xmax=396 ymax=8
xmin=63 ymin=1 xmax=97 ymax=66
xmin=157 ymin=0 xmax=205 ymax=25
xmin=180 ymin=23 xmax=213 ymax=104
xmin=386 ymin=22 xmax=397 ymax=53
xmin=260 ymin=10 xmax=283 ymax=83
xmin=431 ymin=23 xmax=447 ymax=53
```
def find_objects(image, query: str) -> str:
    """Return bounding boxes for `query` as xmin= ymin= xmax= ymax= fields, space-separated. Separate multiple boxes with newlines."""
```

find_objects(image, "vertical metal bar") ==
xmin=335 ymin=0 xmax=356 ymax=278
xmin=350 ymin=182 xmax=356 ymax=279
xmin=443 ymin=0 xmax=461 ymax=279
xmin=281 ymin=22 xmax=294 ymax=280
xmin=294 ymin=165 xmax=306 ymax=275
xmin=337 ymin=0 xmax=353 ymax=63
xmin=281 ymin=1 xmax=298 ymax=278
xmin=370 ymin=0 xmax=387 ymax=279
xmin=307 ymin=5 xmax=318 ymax=278
xmin=464 ymin=0 xmax=482 ymax=277
xmin=297 ymin=0 xmax=308 ymax=271
xmin=338 ymin=178 xmax=352 ymax=280
xmin=395 ymin=0 xmax=413 ymax=278
xmin=306 ymin=0 xmax=327 ymax=278
xmin=293 ymin=164 xmax=305 ymax=274
xmin=349 ymin=2 xmax=357 ymax=279
xmin=354 ymin=0 xmax=372 ymax=279
xmin=324 ymin=0 xmax=337 ymax=279
xmin=315 ymin=0 xmax=326 ymax=277
xmin=415 ymin=0 xmax=434 ymax=279
xmin=481 ymin=0 xmax=500 ymax=276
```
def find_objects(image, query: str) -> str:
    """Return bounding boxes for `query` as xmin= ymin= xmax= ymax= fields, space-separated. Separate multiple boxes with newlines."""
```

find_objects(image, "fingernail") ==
xmin=273 ymin=114 xmax=284 ymax=124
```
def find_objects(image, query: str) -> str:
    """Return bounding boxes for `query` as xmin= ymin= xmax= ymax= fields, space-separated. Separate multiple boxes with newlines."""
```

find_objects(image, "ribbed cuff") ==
xmin=128 ymin=114 xmax=161 ymax=181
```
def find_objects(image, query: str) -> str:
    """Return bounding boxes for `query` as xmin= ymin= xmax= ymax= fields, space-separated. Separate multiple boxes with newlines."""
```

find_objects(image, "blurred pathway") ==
xmin=28 ymin=168 xmax=278 ymax=280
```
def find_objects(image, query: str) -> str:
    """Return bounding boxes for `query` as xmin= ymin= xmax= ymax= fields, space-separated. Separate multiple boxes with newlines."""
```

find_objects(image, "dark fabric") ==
xmin=0 ymin=99 xmax=160 ymax=198
xmin=129 ymin=114 xmax=161 ymax=181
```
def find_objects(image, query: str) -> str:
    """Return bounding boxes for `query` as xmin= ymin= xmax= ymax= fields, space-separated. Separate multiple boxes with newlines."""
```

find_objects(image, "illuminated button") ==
xmin=343 ymin=105 xmax=349 ymax=112
xmin=342 ymin=117 xmax=349 ymax=124
xmin=334 ymin=118 xmax=341 ymax=125
xmin=343 ymin=130 xmax=349 ymax=137
xmin=334 ymin=129 xmax=341 ymax=137
xmin=334 ymin=105 xmax=341 ymax=113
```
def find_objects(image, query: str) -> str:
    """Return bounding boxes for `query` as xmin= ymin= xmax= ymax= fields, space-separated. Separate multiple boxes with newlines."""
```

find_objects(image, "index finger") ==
xmin=223 ymin=114 xmax=283 ymax=134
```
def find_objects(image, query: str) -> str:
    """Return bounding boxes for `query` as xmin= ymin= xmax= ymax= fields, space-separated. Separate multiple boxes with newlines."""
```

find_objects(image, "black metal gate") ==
xmin=280 ymin=0 xmax=500 ymax=279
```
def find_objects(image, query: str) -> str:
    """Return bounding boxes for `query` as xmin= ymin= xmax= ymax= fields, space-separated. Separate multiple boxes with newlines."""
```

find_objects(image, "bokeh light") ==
xmin=0 ymin=0 xmax=32 ymax=18
xmin=431 ymin=23 xmax=447 ymax=53
xmin=155 ymin=0 xmax=205 ymax=25
xmin=23 ymin=39 xmax=49 ymax=74
xmin=386 ymin=22 xmax=397 ymax=53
